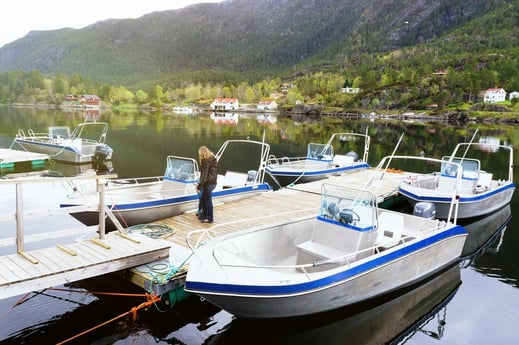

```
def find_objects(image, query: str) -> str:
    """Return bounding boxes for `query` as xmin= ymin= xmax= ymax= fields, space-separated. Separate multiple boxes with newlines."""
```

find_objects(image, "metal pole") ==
xmin=15 ymin=183 xmax=24 ymax=253
xmin=97 ymin=178 xmax=106 ymax=239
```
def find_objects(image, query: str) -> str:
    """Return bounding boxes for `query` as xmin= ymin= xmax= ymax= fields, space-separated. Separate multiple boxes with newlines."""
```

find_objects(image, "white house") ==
xmin=341 ymin=87 xmax=361 ymax=94
xmin=483 ymin=87 xmax=506 ymax=103
xmin=509 ymin=91 xmax=519 ymax=100
xmin=210 ymin=98 xmax=239 ymax=111
xmin=257 ymin=100 xmax=277 ymax=110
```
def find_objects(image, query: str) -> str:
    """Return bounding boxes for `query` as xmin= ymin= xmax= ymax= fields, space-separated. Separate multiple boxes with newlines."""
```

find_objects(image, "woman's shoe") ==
xmin=200 ymin=218 xmax=213 ymax=223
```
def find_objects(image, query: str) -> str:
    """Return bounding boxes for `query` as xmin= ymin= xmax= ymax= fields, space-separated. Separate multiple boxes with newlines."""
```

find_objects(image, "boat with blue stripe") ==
xmin=398 ymin=134 xmax=515 ymax=219
xmin=265 ymin=131 xmax=371 ymax=187
xmin=185 ymin=179 xmax=467 ymax=319
xmin=60 ymin=139 xmax=272 ymax=230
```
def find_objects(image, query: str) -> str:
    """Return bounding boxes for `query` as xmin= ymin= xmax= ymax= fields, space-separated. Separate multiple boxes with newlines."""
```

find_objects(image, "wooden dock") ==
xmin=0 ymin=175 xmax=170 ymax=300
xmin=0 ymin=148 xmax=48 ymax=166
xmin=124 ymin=168 xmax=407 ymax=297
xmin=0 ymin=148 xmax=49 ymax=177
xmin=0 ymin=231 xmax=170 ymax=299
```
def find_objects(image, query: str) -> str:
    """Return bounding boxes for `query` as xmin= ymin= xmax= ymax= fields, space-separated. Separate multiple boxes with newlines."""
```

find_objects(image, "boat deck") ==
xmin=124 ymin=168 xmax=408 ymax=296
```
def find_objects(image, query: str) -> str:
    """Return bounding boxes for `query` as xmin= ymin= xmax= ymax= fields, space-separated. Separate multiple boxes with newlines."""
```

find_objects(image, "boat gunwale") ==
xmin=185 ymin=225 xmax=467 ymax=297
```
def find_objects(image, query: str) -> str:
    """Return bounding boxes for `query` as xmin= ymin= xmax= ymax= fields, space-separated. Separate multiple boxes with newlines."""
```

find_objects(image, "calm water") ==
xmin=0 ymin=107 xmax=518 ymax=344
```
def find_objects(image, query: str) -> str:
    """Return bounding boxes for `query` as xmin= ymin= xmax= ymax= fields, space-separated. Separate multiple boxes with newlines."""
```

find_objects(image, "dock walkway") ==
xmin=124 ymin=168 xmax=407 ymax=296
xmin=0 ymin=148 xmax=48 ymax=175
xmin=0 ymin=231 xmax=170 ymax=299
xmin=0 ymin=175 xmax=170 ymax=299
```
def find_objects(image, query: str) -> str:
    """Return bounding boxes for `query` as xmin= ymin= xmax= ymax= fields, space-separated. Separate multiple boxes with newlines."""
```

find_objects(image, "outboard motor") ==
xmin=93 ymin=143 xmax=113 ymax=165
xmin=247 ymin=170 xmax=257 ymax=183
xmin=413 ymin=202 xmax=436 ymax=219
xmin=346 ymin=151 xmax=359 ymax=162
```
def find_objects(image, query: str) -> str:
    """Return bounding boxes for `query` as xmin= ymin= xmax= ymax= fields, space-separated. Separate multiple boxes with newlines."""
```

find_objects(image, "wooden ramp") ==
xmin=124 ymin=169 xmax=407 ymax=296
xmin=0 ymin=229 xmax=170 ymax=299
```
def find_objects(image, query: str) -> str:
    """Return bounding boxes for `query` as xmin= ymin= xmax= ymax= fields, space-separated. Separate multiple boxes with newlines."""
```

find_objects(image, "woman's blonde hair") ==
xmin=199 ymin=145 xmax=214 ymax=161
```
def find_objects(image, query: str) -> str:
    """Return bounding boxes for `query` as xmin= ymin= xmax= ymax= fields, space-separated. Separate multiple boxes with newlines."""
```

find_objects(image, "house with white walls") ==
xmin=210 ymin=98 xmax=239 ymax=111
xmin=483 ymin=87 xmax=506 ymax=103
xmin=257 ymin=100 xmax=277 ymax=110
xmin=509 ymin=91 xmax=519 ymax=100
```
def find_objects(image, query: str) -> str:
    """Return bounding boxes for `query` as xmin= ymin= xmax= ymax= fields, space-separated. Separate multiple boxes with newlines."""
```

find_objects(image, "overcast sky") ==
xmin=0 ymin=0 xmax=225 ymax=48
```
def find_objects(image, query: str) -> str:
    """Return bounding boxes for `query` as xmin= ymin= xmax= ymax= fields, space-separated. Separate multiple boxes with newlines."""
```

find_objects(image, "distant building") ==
xmin=210 ymin=98 xmax=239 ymax=111
xmin=63 ymin=94 xmax=100 ymax=108
xmin=79 ymin=94 xmax=101 ymax=108
xmin=509 ymin=91 xmax=519 ymax=100
xmin=64 ymin=94 xmax=79 ymax=101
xmin=483 ymin=87 xmax=506 ymax=103
xmin=257 ymin=100 xmax=277 ymax=110
xmin=341 ymin=87 xmax=361 ymax=94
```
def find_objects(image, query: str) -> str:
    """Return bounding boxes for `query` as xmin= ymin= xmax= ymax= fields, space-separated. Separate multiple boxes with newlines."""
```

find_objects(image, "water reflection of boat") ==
xmin=45 ymin=161 xmax=114 ymax=177
xmin=460 ymin=204 xmax=512 ymax=259
xmin=208 ymin=264 xmax=461 ymax=345
xmin=172 ymin=106 xmax=194 ymax=115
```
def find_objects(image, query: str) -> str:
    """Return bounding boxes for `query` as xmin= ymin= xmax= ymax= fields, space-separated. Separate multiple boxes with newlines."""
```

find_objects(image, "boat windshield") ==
xmin=441 ymin=157 xmax=480 ymax=179
xmin=320 ymin=183 xmax=377 ymax=228
xmin=49 ymin=126 xmax=71 ymax=139
xmin=165 ymin=156 xmax=199 ymax=181
xmin=307 ymin=143 xmax=333 ymax=160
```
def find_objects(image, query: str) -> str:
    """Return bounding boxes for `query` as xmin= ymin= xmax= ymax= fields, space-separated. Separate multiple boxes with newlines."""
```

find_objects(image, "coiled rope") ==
xmin=124 ymin=223 xmax=176 ymax=239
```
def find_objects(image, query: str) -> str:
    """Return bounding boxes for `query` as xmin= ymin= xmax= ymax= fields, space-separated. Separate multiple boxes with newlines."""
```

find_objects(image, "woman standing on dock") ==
xmin=196 ymin=145 xmax=218 ymax=223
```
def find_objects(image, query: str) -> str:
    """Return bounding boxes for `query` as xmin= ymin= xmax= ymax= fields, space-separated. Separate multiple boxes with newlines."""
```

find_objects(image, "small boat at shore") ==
xmin=398 ymin=139 xmax=515 ymax=220
xmin=13 ymin=122 xmax=113 ymax=165
xmin=60 ymin=139 xmax=272 ymax=230
xmin=185 ymin=178 xmax=467 ymax=319
xmin=265 ymin=131 xmax=370 ymax=187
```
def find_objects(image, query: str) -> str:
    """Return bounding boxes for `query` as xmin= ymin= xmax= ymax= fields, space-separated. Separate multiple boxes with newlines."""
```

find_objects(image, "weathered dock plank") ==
xmin=0 ymin=232 xmax=170 ymax=299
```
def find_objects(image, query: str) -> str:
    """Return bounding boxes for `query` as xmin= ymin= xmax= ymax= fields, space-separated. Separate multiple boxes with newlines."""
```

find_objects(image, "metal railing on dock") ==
xmin=0 ymin=174 xmax=171 ymax=300
xmin=1 ymin=174 xmax=117 ymax=256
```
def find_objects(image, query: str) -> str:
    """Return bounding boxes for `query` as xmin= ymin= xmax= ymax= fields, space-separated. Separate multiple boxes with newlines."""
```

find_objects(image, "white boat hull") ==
xmin=15 ymin=140 xmax=110 ymax=164
xmin=266 ymin=163 xmax=370 ymax=186
xmin=63 ymin=183 xmax=272 ymax=230
xmin=399 ymin=182 xmax=515 ymax=219
xmin=186 ymin=186 xmax=467 ymax=319
xmin=189 ymin=240 xmax=465 ymax=318
xmin=14 ymin=122 xmax=113 ymax=164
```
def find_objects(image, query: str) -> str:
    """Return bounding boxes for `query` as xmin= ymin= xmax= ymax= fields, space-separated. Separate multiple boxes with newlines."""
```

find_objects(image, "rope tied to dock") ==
xmin=125 ymin=223 xmax=176 ymax=239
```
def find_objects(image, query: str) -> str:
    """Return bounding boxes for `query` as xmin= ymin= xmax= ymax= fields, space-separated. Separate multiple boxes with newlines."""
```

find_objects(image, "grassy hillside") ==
xmin=0 ymin=0 xmax=509 ymax=88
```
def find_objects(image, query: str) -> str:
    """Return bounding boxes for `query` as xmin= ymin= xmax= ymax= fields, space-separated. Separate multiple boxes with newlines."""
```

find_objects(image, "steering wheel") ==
xmin=338 ymin=208 xmax=360 ymax=225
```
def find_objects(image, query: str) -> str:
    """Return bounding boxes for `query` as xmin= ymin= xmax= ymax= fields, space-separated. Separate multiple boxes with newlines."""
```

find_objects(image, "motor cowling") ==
xmin=345 ymin=151 xmax=359 ymax=161
xmin=93 ymin=143 xmax=113 ymax=164
xmin=413 ymin=202 xmax=436 ymax=219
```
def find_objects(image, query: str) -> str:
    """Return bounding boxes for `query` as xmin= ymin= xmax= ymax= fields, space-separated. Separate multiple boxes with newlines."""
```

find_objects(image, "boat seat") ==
xmin=332 ymin=155 xmax=354 ymax=166
xmin=376 ymin=212 xmax=403 ymax=248
xmin=222 ymin=171 xmax=248 ymax=188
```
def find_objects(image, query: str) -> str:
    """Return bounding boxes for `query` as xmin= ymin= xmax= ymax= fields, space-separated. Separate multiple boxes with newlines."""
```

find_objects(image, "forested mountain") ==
xmin=0 ymin=0 xmax=512 ymax=88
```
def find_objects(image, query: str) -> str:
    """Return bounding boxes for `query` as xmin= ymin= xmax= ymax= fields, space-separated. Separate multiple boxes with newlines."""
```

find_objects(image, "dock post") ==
xmin=15 ymin=182 xmax=24 ymax=253
xmin=97 ymin=178 xmax=106 ymax=239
